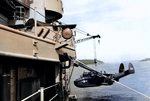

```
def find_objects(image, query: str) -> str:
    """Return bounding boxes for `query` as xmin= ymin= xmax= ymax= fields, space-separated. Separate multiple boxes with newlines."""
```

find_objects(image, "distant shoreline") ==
xmin=140 ymin=58 xmax=150 ymax=62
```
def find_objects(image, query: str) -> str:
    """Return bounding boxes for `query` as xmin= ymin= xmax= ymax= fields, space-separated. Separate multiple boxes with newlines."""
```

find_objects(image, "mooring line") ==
xmin=114 ymin=81 xmax=150 ymax=99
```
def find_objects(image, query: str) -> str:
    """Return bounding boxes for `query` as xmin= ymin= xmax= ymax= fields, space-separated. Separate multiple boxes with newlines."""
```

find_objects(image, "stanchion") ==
xmin=40 ymin=87 xmax=44 ymax=101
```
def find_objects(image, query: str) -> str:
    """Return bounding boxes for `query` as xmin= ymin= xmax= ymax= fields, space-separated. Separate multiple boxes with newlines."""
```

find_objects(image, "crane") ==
xmin=75 ymin=34 xmax=101 ymax=66
xmin=75 ymin=34 xmax=100 ymax=44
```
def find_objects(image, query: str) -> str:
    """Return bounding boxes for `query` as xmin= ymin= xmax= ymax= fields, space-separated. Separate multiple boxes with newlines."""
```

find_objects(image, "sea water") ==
xmin=70 ymin=60 xmax=150 ymax=101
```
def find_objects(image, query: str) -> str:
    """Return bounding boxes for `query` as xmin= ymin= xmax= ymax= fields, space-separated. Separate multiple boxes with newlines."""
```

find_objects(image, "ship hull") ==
xmin=0 ymin=24 xmax=75 ymax=101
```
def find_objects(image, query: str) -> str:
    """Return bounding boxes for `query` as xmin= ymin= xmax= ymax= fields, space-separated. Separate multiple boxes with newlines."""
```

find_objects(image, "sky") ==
xmin=60 ymin=0 xmax=150 ymax=63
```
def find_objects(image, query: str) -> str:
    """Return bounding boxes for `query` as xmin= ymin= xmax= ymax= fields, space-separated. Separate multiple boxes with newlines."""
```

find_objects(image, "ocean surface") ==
xmin=70 ymin=60 xmax=150 ymax=101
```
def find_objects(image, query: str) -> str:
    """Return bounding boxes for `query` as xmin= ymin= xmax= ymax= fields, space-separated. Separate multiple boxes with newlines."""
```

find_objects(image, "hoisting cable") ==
xmin=93 ymin=35 xmax=101 ymax=68
xmin=93 ymin=39 xmax=97 ymax=67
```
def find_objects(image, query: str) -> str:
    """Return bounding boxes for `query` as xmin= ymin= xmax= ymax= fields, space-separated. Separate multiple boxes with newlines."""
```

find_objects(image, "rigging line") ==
xmin=28 ymin=6 xmax=63 ymax=35
xmin=18 ymin=1 xmax=95 ymax=39
xmin=75 ymin=60 xmax=150 ymax=99
xmin=19 ymin=1 xmax=92 ymax=37
xmin=102 ymin=72 xmax=150 ymax=99
xmin=93 ymin=39 xmax=97 ymax=60
xmin=29 ymin=7 xmax=46 ymax=18
xmin=74 ymin=28 xmax=91 ymax=36
xmin=93 ymin=39 xmax=97 ymax=68
xmin=22 ymin=5 xmax=61 ymax=35
xmin=114 ymin=81 xmax=150 ymax=99
xmin=6 ymin=0 xmax=16 ymax=10
xmin=61 ymin=22 xmax=91 ymax=36
xmin=98 ymin=69 xmax=150 ymax=99
xmin=1 ymin=1 xmax=58 ymax=35
xmin=67 ymin=65 xmax=75 ymax=86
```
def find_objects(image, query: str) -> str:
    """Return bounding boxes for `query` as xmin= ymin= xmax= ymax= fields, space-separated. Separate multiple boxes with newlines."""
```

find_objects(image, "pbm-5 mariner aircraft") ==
xmin=74 ymin=61 xmax=135 ymax=88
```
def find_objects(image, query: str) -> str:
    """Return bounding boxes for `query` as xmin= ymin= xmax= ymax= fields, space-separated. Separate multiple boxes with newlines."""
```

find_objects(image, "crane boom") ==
xmin=75 ymin=35 xmax=100 ymax=44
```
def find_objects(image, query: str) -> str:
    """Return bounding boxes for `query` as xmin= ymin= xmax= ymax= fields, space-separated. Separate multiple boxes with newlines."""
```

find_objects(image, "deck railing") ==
xmin=21 ymin=83 xmax=59 ymax=101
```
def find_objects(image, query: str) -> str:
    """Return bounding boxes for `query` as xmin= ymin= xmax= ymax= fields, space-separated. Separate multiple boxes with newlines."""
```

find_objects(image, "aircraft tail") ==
xmin=113 ymin=63 xmax=135 ymax=81
xmin=128 ymin=62 xmax=135 ymax=74
xmin=119 ymin=63 xmax=125 ymax=73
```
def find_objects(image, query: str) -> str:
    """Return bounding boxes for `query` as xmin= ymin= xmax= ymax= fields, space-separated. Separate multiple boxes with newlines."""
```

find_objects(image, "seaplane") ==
xmin=74 ymin=61 xmax=135 ymax=88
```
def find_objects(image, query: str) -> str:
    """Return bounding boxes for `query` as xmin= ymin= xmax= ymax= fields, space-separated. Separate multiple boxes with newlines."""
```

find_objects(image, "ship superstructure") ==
xmin=0 ymin=0 xmax=77 ymax=101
